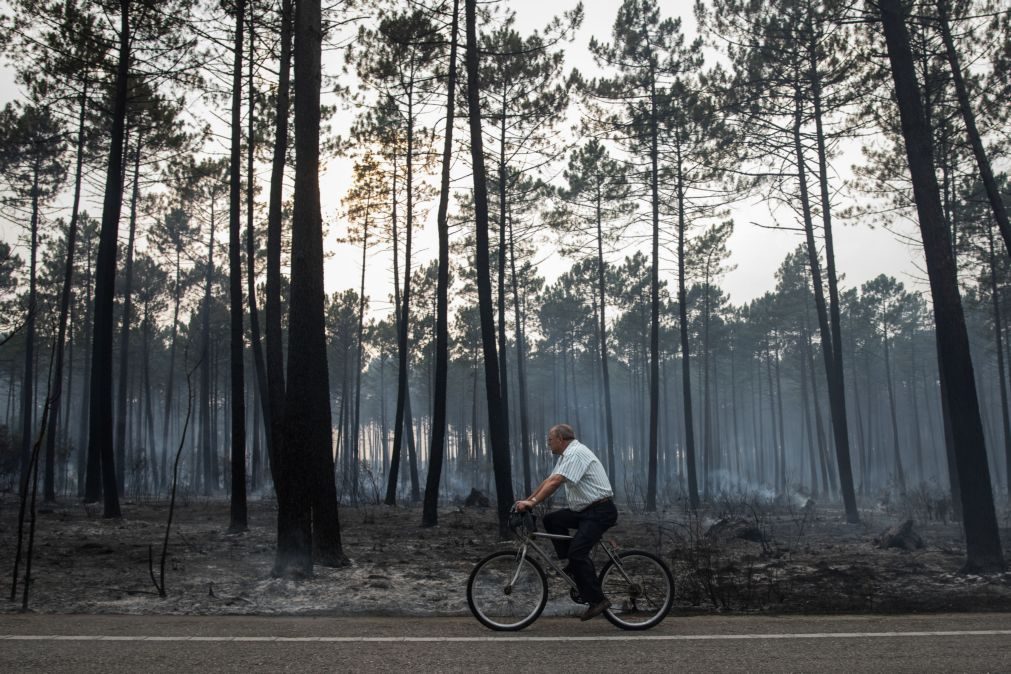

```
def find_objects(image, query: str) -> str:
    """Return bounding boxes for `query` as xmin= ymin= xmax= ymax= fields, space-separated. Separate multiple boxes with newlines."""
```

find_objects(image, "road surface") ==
xmin=2 ymin=612 xmax=1010 ymax=672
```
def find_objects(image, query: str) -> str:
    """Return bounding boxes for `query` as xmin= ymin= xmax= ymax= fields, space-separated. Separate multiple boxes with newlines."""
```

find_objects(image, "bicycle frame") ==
xmin=508 ymin=528 xmax=634 ymax=593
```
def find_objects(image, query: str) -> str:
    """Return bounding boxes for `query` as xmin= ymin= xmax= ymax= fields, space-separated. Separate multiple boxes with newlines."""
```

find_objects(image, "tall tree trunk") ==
xmin=882 ymin=331 xmax=906 ymax=495
xmin=19 ymin=164 xmax=40 ymax=497
xmin=404 ymin=381 xmax=420 ymax=501
xmin=199 ymin=202 xmax=216 ymax=495
xmin=646 ymin=65 xmax=660 ymax=512
xmin=509 ymin=216 xmax=532 ymax=497
xmin=44 ymin=79 xmax=89 ymax=503
xmin=115 ymin=130 xmax=142 ymax=494
xmin=265 ymin=0 xmax=291 ymax=477
xmin=496 ymin=100 xmax=511 ymax=473
xmin=245 ymin=0 xmax=272 ymax=483
xmin=160 ymin=243 xmax=181 ymax=491
xmin=880 ymin=0 xmax=1003 ymax=572
xmin=270 ymin=0 xmax=314 ymax=575
xmin=85 ymin=0 xmax=129 ymax=518
xmin=422 ymin=0 xmax=459 ymax=528
xmin=773 ymin=341 xmax=786 ymax=491
xmin=793 ymin=77 xmax=858 ymax=523
xmin=595 ymin=185 xmax=616 ymax=487
xmin=702 ymin=281 xmax=712 ymax=501
xmin=385 ymin=92 xmax=417 ymax=504
xmin=936 ymin=0 xmax=1011 ymax=258
xmin=287 ymin=0 xmax=345 ymax=568
xmin=675 ymin=142 xmax=699 ymax=509
xmin=465 ymin=0 xmax=514 ymax=535
xmin=351 ymin=223 xmax=369 ymax=503
xmin=987 ymin=227 xmax=1011 ymax=499
xmin=77 ymin=229 xmax=94 ymax=496
xmin=228 ymin=0 xmax=248 ymax=532
xmin=141 ymin=302 xmax=157 ymax=491
xmin=800 ymin=336 xmax=818 ymax=495
xmin=807 ymin=12 xmax=852 ymax=502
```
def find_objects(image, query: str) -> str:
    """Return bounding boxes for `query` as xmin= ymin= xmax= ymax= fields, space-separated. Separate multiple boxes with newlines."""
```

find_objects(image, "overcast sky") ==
xmin=0 ymin=0 xmax=926 ymax=321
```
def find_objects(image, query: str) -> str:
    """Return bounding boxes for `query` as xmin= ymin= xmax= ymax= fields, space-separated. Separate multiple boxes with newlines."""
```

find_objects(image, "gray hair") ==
xmin=551 ymin=424 xmax=575 ymax=441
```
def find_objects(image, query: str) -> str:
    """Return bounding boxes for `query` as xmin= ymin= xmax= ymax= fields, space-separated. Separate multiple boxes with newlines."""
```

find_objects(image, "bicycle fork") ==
xmin=506 ymin=545 xmax=531 ymax=593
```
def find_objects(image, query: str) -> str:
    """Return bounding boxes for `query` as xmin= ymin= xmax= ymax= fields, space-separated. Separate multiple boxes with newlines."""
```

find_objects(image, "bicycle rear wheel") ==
xmin=599 ymin=550 xmax=674 ymax=630
xmin=467 ymin=550 xmax=548 ymax=631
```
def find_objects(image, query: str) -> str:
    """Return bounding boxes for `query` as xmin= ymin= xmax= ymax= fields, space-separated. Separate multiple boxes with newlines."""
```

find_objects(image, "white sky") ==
xmin=323 ymin=0 xmax=924 ymax=315
xmin=0 ymin=0 xmax=925 ymax=320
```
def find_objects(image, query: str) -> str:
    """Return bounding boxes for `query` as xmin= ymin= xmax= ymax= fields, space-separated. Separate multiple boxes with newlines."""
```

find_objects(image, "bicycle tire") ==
xmin=598 ymin=549 xmax=674 ymax=630
xmin=467 ymin=550 xmax=548 ymax=631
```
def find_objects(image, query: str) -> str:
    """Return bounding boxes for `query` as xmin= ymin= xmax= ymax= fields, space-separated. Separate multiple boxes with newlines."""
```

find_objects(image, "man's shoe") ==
xmin=580 ymin=598 xmax=611 ymax=621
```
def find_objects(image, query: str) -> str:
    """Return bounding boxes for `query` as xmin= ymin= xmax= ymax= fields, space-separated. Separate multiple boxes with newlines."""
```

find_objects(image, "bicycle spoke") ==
xmin=600 ymin=551 xmax=673 ymax=629
xmin=468 ymin=552 xmax=547 ymax=631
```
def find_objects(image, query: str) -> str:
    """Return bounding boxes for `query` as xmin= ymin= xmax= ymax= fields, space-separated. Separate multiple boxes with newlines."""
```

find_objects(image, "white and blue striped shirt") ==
xmin=550 ymin=439 xmax=613 ymax=511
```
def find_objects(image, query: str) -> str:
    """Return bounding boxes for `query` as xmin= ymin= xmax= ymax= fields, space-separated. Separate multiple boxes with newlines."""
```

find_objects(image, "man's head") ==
xmin=547 ymin=424 xmax=576 ymax=456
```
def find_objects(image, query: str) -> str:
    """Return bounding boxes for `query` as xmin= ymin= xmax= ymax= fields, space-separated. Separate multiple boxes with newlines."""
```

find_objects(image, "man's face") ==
xmin=547 ymin=431 xmax=566 ymax=456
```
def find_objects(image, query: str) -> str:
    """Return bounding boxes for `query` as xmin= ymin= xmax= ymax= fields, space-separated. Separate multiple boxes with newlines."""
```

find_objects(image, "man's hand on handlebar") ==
xmin=515 ymin=499 xmax=535 ymax=512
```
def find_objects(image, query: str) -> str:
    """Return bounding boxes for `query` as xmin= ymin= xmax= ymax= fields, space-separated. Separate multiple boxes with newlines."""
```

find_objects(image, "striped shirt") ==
xmin=550 ymin=439 xmax=613 ymax=511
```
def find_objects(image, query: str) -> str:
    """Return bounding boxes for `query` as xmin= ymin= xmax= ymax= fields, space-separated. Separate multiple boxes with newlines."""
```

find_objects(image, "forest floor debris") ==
xmin=3 ymin=494 xmax=1011 ymax=616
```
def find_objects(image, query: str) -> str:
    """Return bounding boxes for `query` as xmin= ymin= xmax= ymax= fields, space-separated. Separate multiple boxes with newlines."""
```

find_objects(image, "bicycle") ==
xmin=466 ymin=507 xmax=675 ymax=631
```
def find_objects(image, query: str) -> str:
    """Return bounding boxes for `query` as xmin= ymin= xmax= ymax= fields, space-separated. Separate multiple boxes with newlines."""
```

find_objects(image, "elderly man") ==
xmin=515 ymin=423 xmax=617 ymax=621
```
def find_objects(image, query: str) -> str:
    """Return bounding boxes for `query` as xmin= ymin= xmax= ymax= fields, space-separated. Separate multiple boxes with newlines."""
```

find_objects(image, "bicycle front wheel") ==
xmin=599 ymin=549 xmax=674 ymax=630
xmin=467 ymin=550 xmax=548 ymax=631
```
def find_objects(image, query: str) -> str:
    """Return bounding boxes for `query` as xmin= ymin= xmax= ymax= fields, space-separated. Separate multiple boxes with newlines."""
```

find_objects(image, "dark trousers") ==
xmin=543 ymin=500 xmax=618 ymax=604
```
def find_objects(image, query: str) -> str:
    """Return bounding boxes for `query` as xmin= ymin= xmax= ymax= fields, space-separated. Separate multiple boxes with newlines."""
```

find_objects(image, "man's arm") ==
xmin=516 ymin=473 xmax=565 ymax=512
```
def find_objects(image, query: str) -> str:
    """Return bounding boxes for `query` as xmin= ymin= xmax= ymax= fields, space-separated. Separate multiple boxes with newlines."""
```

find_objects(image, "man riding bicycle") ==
xmin=516 ymin=423 xmax=617 ymax=621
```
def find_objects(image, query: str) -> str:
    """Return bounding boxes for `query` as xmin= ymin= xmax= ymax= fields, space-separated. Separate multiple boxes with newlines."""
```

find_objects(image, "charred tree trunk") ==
xmin=675 ymin=142 xmax=699 ymax=509
xmin=465 ymin=0 xmax=514 ymax=535
xmin=228 ymin=0 xmax=248 ymax=531
xmin=793 ymin=75 xmax=858 ymax=523
xmin=936 ymin=0 xmax=1011 ymax=258
xmin=595 ymin=185 xmax=616 ymax=487
xmin=422 ymin=0 xmax=459 ymax=528
xmin=245 ymin=0 xmax=271 ymax=488
xmin=85 ymin=0 xmax=129 ymax=518
xmin=879 ymin=0 xmax=1003 ymax=572
xmin=987 ymin=228 xmax=1011 ymax=498
xmin=287 ymin=0 xmax=345 ymax=568
xmin=882 ymin=330 xmax=906 ymax=495
xmin=44 ymin=79 xmax=89 ymax=503
xmin=19 ymin=161 xmax=40 ymax=498
xmin=264 ymin=0 xmax=291 ymax=474
xmin=646 ymin=65 xmax=661 ymax=512
xmin=115 ymin=130 xmax=142 ymax=494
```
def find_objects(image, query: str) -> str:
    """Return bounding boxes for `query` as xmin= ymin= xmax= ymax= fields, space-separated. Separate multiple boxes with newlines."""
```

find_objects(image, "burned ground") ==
xmin=3 ymin=493 xmax=1011 ymax=617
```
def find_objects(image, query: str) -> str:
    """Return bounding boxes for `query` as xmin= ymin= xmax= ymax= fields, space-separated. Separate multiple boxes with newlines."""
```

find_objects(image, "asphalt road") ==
xmin=2 ymin=612 xmax=1010 ymax=672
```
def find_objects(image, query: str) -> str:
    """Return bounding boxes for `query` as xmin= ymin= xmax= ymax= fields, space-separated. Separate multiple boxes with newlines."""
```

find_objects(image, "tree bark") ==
xmin=936 ymin=0 xmax=1011 ymax=259
xmin=879 ymin=0 xmax=1003 ymax=572
xmin=646 ymin=64 xmax=661 ymax=512
xmin=595 ymin=184 xmax=616 ymax=487
xmin=228 ymin=0 xmax=248 ymax=531
xmin=465 ymin=0 xmax=514 ymax=535
xmin=114 ymin=129 xmax=142 ymax=494
xmin=286 ymin=0 xmax=345 ymax=569
xmin=85 ymin=0 xmax=129 ymax=518
xmin=245 ymin=0 xmax=271 ymax=491
xmin=422 ymin=0 xmax=459 ymax=528
xmin=19 ymin=161 xmax=39 ymax=498
xmin=793 ymin=75 xmax=858 ymax=523
xmin=675 ymin=140 xmax=699 ymax=509
xmin=44 ymin=79 xmax=89 ymax=503
xmin=264 ymin=0 xmax=291 ymax=484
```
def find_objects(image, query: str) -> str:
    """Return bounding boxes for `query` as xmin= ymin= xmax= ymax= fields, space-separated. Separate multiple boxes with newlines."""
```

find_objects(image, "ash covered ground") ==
xmin=3 ymin=492 xmax=1011 ymax=617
